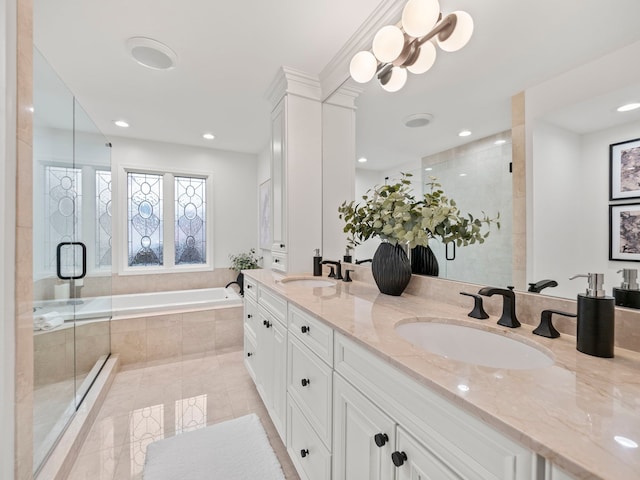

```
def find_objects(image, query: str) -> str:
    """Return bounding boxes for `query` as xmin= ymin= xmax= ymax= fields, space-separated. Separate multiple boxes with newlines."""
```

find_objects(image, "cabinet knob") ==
xmin=301 ymin=325 xmax=310 ymax=334
xmin=301 ymin=378 xmax=311 ymax=387
xmin=391 ymin=451 xmax=407 ymax=467
xmin=247 ymin=352 xmax=253 ymax=357
xmin=300 ymin=449 xmax=309 ymax=458
xmin=275 ymin=258 xmax=280 ymax=263
xmin=263 ymin=320 xmax=271 ymax=328
xmin=247 ymin=314 xmax=252 ymax=319
xmin=247 ymin=284 xmax=252 ymax=289
xmin=374 ymin=433 xmax=389 ymax=447
xmin=280 ymin=243 xmax=285 ymax=248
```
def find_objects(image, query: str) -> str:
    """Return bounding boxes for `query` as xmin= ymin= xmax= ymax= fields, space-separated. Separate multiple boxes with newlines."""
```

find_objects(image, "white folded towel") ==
xmin=34 ymin=311 xmax=64 ymax=331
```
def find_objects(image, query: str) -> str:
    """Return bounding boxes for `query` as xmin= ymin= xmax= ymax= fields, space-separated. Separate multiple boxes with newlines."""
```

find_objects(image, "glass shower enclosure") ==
xmin=32 ymin=49 xmax=112 ymax=473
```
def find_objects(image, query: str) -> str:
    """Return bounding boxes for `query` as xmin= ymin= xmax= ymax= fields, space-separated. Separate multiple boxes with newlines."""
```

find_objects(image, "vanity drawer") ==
xmin=287 ymin=335 xmax=333 ymax=448
xmin=243 ymin=333 xmax=257 ymax=381
xmin=243 ymin=298 xmax=259 ymax=338
xmin=271 ymin=252 xmax=287 ymax=273
xmin=258 ymin=287 xmax=287 ymax=325
xmin=288 ymin=304 xmax=333 ymax=366
xmin=287 ymin=395 xmax=331 ymax=480
xmin=244 ymin=276 xmax=257 ymax=301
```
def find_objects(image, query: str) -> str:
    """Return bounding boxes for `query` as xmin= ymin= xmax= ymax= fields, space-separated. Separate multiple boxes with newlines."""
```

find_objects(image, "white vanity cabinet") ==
xmin=243 ymin=282 xmax=288 ymax=440
xmin=267 ymin=69 xmax=322 ymax=274
xmin=545 ymin=464 xmax=576 ymax=480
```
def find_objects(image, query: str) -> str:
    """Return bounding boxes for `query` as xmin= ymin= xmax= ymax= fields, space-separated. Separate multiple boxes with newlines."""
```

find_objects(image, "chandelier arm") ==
xmin=416 ymin=13 xmax=457 ymax=46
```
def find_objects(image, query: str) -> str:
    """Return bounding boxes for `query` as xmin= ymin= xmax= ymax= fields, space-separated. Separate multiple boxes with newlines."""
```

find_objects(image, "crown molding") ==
xmin=319 ymin=0 xmax=405 ymax=101
xmin=322 ymin=80 xmax=363 ymax=109
xmin=265 ymin=66 xmax=322 ymax=108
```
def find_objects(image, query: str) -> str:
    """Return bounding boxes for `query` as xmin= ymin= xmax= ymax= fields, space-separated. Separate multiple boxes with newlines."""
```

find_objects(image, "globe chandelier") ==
xmin=349 ymin=0 xmax=474 ymax=92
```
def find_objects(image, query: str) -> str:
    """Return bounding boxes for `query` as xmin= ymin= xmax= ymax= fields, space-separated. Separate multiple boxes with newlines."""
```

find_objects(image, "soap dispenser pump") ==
xmin=313 ymin=249 xmax=322 ymax=277
xmin=569 ymin=273 xmax=615 ymax=358
xmin=612 ymin=268 xmax=640 ymax=308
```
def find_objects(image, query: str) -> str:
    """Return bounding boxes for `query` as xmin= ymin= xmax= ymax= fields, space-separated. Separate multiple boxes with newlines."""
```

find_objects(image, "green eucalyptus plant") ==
xmin=338 ymin=173 xmax=499 ymax=249
xmin=229 ymin=248 xmax=262 ymax=273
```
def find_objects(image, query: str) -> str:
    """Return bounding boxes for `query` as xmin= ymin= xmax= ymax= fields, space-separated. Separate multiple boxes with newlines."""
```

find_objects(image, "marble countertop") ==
xmin=245 ymin=269 xmax=640 ymax=480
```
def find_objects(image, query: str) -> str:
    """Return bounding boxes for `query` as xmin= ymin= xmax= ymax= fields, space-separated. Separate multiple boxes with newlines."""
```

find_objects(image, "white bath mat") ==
xmin=143 ymin=414 xmax=285 ymax=480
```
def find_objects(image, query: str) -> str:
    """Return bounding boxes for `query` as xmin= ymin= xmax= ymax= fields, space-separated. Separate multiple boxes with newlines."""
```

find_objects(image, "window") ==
xmin=127 ymin=172 xmax=163 ymax=267
xmin=175 ymin=176 xmax=206 ymax=265
xmin=125 ymin=170 xmax=210 ymax=271
xmin=96 ymin=170 xmax=113 ymax=268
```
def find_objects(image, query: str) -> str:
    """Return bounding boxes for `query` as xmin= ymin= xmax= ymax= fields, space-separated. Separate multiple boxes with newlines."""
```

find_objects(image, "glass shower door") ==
xmin=33 ymin=48 xmax=112 ymax=473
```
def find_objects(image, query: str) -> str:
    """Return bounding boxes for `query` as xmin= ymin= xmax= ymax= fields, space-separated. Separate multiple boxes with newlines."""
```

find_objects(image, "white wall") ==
xmin=0 ymin=0 xmax=16 ymax=476
xmin=353 ymin=168 xmax=385 ymax=262
xmin=110 ymin=136 xmax=258 ymax=272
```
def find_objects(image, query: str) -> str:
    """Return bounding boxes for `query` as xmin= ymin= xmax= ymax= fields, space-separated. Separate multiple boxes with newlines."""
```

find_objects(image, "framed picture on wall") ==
xmin=610 ymin=203 xmax=640 ymax=261
xmin=610 ymin=137 xmax=640 ymax=200
xmin=259 ymin=179 xmax=272 ymax=250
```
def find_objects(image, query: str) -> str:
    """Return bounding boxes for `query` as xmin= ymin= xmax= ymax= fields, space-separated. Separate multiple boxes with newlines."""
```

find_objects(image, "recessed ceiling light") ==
xmin=614 ymin=436 xmax=638 ymax=449
xmin=424 ymin=167 xmax=433 ymax=171
xmin=114 ymin=120 xmax=129 ymax=128
xmin=404 ymin=113 xmax=433 ymax=128
xmin=617 ymin=103 xmax=640 ymax=112
xmin=126 ymin=37 xmax=177 ymax=70
xmin=459 ymin=173 xmax=468 ymax=177
xmin=357 ymin=157 xmax=368 ymax=163
xmin=458 ymin=130 xmax=472 ymax=137
xmin=202 ymin=133 xmax=215 ymax=140
xmin=494 ymin=139 xmax=507 ymax=145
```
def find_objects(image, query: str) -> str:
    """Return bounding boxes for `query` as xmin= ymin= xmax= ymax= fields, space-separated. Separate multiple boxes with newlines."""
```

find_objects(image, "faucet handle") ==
xmin=344 ymin=270 xmax=354 ymax=282
xmin=459 ymin=292 xmax=489 ymax=320
xmin=327 ymin=266 xmax=336 ymax=278
xmin=533 ymin=309 xmax=576 ymax=338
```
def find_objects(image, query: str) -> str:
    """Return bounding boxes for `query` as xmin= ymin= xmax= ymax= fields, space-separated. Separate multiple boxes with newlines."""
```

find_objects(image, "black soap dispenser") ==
xmin=612 ymin=268 xmax=640 ymax=309
xmin=569 ymin=273 xmax=615 ymax=358
xmin=313 ymin=249 xmax=322 ymax=277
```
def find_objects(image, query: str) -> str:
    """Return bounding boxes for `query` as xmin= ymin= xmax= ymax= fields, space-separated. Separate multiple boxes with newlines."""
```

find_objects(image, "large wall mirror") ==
xmin=337 ymin=0 xmax=640 ymax=302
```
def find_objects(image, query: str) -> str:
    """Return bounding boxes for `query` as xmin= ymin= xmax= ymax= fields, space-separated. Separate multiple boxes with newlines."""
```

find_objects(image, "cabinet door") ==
xmin=270 ymin=318 xmax=287 ymax=440
xmin=333 ymin=374 xmax=396 ymax=480
xmin=255 ymin=309 xmax=273 ymax=404
xmin=394 ymin=426 xmax=461 ymax=480
xmin=244 ymin=332 xmax=258 ymax=381
xmin=271 ymin=97 xmax=287 ymax=253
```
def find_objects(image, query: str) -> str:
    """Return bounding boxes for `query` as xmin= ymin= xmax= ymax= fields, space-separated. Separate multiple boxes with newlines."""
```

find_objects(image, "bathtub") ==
xmin=35 ymin=287 xmax=243 ymax=322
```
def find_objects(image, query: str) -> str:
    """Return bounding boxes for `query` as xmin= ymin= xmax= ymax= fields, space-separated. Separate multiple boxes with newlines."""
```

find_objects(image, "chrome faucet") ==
xmin=321 ymin=260 xmax=343 ymax=280
xmin=477 ymin=286 xmax=521 ymax=328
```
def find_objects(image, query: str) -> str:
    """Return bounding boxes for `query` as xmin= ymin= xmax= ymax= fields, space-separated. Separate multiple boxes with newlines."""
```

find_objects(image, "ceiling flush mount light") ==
xmin=617 ymin=103 xmax=640 ymax=112
xmin=349 ymin=0 xmax=473 ymax=92
xmin=202 ymin=133 xmax=215 ymax=140
xmin=404 ymin=113 xmax=433 ymax=128
xmin=358 ymin=157 xmax=368 ymax=163
xmin=114 ymin=120 xmax=129 ymax=128
xmin=458 ymin=130 xmax=471 ymax=137
xmin=126 ymin=37 xmax=177 ymax=70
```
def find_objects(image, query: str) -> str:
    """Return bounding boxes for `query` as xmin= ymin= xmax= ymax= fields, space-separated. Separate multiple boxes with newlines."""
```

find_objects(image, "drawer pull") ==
xmin=374 ymin=433 xmax=389 ymax=447
xmin=300 ymin=449 xmax=309 ymax=458
xmin=247 ymin=352 xmax=253 ymax=357
xmin=301 ymin=325 xmax=310 ymax=334
xmin=263 ymin=320 xmax=272 ymax=328
xmin=391 ymin=451 xmax=407 ymax=467
xmin=301 ymin=378 xmax=311 ymax=387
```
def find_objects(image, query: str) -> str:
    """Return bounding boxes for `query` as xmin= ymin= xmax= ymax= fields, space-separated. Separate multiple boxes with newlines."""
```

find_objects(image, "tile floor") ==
xmin=67 ymin=350 xmax=300 ymax=479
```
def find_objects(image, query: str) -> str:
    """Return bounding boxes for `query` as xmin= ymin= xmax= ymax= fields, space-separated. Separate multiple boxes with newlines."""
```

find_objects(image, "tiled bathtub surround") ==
xmin=111 ymin=307 xmax=243 ymax=366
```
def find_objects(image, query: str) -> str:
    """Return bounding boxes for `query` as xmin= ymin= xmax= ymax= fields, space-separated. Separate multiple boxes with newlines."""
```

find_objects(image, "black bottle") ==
xmin=612 ymin=268 xmax=640 ymax=309
xmin=313 ymin=249 xmax=322 ymax=276
xmin=569 ymin=273 xmax=615 ymax=358
xmin=343 ymin=247 xmax=352 ymax=264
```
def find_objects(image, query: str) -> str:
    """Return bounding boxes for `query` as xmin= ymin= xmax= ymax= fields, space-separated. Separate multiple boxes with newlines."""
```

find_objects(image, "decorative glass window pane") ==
xmin=175 ymin=176 xmax=206 ymax=265
xmin=96 ymin=170 xmax=112 ymax=268
xmin=45 ymin=166 xmax=82 ymax=272
xmin=128 ymin=172 xmax=163 ymax=267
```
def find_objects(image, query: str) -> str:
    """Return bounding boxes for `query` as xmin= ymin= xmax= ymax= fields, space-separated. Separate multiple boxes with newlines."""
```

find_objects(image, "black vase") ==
xmin=411 ymin=244 xmax=439 ymax=276
xmin=371 ymin=242 xmax=412 ymax=296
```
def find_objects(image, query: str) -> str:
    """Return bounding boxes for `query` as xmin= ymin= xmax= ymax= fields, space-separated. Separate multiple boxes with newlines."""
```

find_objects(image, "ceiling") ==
xmin=34 ymin=0 xmax=640 ymax=168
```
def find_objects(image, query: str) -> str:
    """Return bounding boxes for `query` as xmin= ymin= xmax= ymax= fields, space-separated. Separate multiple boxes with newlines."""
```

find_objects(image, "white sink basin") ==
xmin=395 ymin=321 xmax=554 ymax=370
xmin=280 ymin=278 xmax=336 ymax=288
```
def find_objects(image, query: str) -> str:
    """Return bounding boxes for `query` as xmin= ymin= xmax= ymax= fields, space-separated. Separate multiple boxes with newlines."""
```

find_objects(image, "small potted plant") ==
xmin=228 ymin=248 xmax=262 ymax=295
xmin=338 ymin=173 xmax=499 ymax=295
